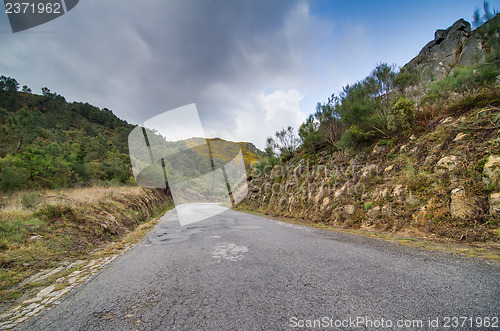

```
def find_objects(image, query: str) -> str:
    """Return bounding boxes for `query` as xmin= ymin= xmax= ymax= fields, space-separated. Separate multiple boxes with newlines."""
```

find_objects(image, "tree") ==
xmin=264 ymin=137 xmax=275 ymax=158
xmin=41 ymin=87 xmax=55 ymax=98
xmin=299 ymin=114 xmax=322 ymax=152
xmin=365 ymin=63 xmax=396 ymax=121
xmin=0 ymin=76 xmax=20 ymax=111
xmin=472 ymin=1 xmax=498 ymax=29
xmin=22 ymin=85 xmax=32 ymax=94
xmin=316 ymin=97 xmax=343 ymax=146
xmin=2 ymin=107 xmax=41 ymax=151
xmin=322 ymin=117 xmax=343 ymax=147
xmin=267 ymin=126 xmax=300 ymax=161
xmin=0 ymin=75 xmax=19 ymax=92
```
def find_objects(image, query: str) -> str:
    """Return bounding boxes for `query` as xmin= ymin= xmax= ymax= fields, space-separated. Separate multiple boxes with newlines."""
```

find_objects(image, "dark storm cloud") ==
xmin=0 ymin=0 xmax=324 ymax=147
xmin=46 ymin=0 xmax=301 ymax=130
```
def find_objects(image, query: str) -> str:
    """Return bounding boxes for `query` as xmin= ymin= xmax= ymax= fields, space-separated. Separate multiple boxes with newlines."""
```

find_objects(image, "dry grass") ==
xmin=0 ymin=186 xmax=146 ymax=212
xmin=0 ymin=186 xmax=172 ymax=309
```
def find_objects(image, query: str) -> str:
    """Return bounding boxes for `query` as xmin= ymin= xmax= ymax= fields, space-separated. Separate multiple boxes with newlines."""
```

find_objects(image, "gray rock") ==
xmin=392 ymin=184 xmax=407 ymax=201
xmin=0 ymin=323 xmax=18 ymax=330
xmin=342 ymin=204 xmax=356 ymax=217
xmin=482 ymin=155 xmax=500 ymax=186
xmin=36 ymin=285 xmax=55 ymax=298
xmin=450 ymin=188 xmax=479 ymax=220
xmin=401 ymin=16 xmax=499 ymax=93
xmin=334 ymin=182 xmax=349 ymax=199
xmin=22 ymin=297 xmax=42 ymax=305
xmin=403 ymin=19 xmax=471 ymax=88
xmin=489 ymin=192 xmax=500 ymax=216
xmin=361 ymin=164 xmax=378 ymax=179
xmin=436 ymin=155 xmax=459 ymax=174
xmin=372 ymin=144 xmax=387 ymax=155
xmin=319 ymin=197 xmax=330 ymax=212
xmin=366 ymin=206 xmax=381 ymax=221
xmin=453 ymin=132 xmax=468 ymax=142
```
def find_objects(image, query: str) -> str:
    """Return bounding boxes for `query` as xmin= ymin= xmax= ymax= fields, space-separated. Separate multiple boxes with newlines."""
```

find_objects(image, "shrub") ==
xmin=388 ymin=97 xmax=415 ymax=132
xmin=394 ymin=67 xmax=420 ymax=91
xmin=339 ymin=125 xmax=371 ymax=148
xmin=429 ymin=63 xmax=500 ymax=95
xmin=0 ymin=166 xmax=25 ymax=192
xmin=251 ymin=156 xmax=278 ymax=178
xmin=21 ymin=192 xmax=39 ymax=209
xmin=36 ymin=204 xmax=74 ymax=222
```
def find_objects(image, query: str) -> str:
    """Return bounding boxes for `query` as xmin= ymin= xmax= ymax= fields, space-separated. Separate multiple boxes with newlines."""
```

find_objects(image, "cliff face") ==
xmin=402 ymin=15 xmax=499 ymax=94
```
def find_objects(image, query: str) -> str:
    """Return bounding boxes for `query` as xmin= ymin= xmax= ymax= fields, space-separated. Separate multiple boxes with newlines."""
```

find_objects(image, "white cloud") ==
xmin=209 ymin=89 xmax=306 ymax=150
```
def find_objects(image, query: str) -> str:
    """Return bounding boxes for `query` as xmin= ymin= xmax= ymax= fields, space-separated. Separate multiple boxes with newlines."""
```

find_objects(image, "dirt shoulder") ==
xmin=234 ymin=207 xmax=500 ymax=263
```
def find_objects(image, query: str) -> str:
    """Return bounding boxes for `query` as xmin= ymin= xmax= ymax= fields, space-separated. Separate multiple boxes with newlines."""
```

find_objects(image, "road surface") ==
xmin=18 ymin=204 xmax=500 ymax=330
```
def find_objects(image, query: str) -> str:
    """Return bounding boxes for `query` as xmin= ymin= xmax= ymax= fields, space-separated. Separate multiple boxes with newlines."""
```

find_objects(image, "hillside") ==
xmin=186 ymin=137 xmax=262 ymax=170
xmin=0 ymin=82 xmax=135 ymax=192
xmin=240 ymin=16 xmax=500 ymax=247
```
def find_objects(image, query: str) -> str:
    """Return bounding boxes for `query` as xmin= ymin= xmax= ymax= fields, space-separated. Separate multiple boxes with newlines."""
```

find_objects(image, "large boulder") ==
xmin=450 ymin=188 xmax=479 ymax=220
xmin=483 ymin=155 xmax=500 ymax=186
xmin=401 ymin=15 xmax=499 ymax=92
xmin=403 ymin=19 xmax=471 ymax=87
xmin=490 ymin=193 xmax=500 ymax=216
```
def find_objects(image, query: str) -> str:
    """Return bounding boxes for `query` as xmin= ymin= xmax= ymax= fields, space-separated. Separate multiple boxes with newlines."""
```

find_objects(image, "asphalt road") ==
xmin=18 ymin=204 xmax=499 ymax=330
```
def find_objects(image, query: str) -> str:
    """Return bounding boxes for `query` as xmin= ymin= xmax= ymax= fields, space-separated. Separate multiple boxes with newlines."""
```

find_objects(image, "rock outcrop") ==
xmin=401 ymin=14 xmax=499 ymax=91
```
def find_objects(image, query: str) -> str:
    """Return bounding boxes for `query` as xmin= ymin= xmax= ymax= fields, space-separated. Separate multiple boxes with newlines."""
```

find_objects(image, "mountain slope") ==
xmin=0 ymin=83 xmax=135 ymax=192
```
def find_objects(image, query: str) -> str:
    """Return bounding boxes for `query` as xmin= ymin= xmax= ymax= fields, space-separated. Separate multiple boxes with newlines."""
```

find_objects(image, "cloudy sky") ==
xmin=0 ymin=0 xmax=497 ymax=149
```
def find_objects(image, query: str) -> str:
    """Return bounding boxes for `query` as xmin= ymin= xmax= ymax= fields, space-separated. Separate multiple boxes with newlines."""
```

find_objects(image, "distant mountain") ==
xmin=185 ymin=137 xmax=263 ymax=170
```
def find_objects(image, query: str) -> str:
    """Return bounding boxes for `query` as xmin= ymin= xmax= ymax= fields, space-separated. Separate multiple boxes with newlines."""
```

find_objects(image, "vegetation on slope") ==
xmin=0 ymin=78 xmax=135 ymax=192
xmin=244 ymin=13 xmax=500 ymax=245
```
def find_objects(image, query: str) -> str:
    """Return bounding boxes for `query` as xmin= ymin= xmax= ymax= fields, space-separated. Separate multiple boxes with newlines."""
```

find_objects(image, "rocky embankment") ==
xmin=241 ymin=105 xmax=500 ymax=243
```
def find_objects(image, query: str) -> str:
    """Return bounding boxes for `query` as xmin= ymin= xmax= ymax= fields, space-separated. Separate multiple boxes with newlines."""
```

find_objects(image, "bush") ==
xmin=21 ymin=192 xmax=39 ymax=209
xmin=394 ymin=67 xmax=420 ymax=91
xmin=251 ymin=156 xmax=278 ymax=178
xmin=388 ymin=97 xmax=415 ymax=132
xmin=0 ymin=166 xmax=25 ymax=192
xmin=339 ymin=125 xmax=371 ymax=148
xmin=36 ymin=204 xmax=74 ymax=222
xmin=429 ymin=63 xmax=500 ymax=95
